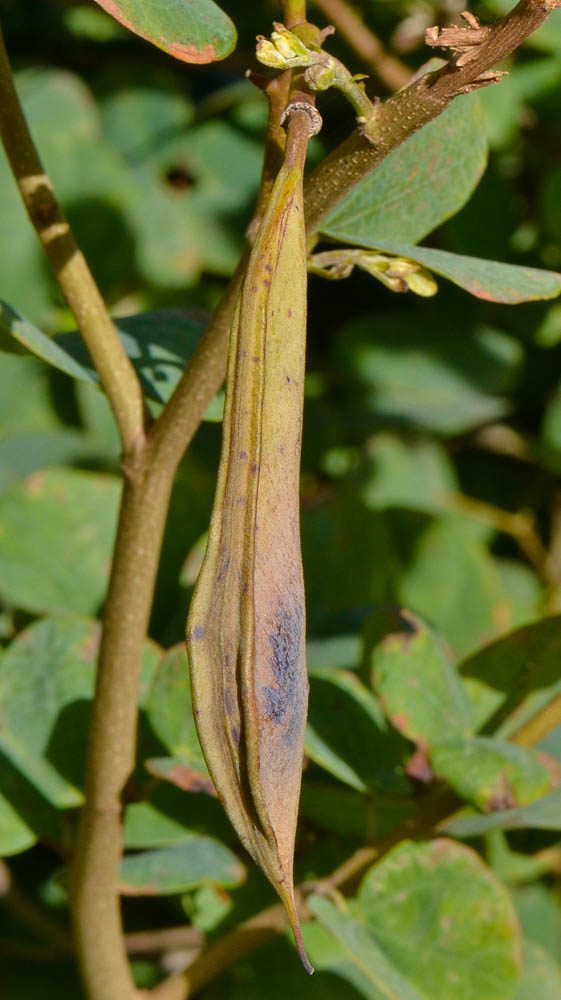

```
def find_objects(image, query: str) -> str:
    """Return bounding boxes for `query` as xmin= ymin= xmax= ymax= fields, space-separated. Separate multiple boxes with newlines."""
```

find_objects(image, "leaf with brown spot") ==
xmin=429 ymin=736 xmax=560 ymax=812
xmin=187 ymin=105 xmax=319 ymax=973
xmin=91 ymin=0 xmax=236 ymax=63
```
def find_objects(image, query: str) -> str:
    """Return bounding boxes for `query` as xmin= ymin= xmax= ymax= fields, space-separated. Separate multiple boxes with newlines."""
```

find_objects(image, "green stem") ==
xmin=0 ymin=23 xmax=146 ymax=456
xmin=282 ymin=0 xmax=307 ymax=28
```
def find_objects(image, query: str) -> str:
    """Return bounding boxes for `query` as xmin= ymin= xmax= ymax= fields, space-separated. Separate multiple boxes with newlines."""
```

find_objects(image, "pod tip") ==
xmin=283 ymin=892 xmax=314 ymax=975
xmin=292 ymin=919 xmax=314 ymax=975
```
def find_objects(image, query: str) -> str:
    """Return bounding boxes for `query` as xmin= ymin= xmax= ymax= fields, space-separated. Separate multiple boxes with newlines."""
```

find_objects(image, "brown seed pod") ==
xmin=187 ymin=105 xmax=318 ymax=974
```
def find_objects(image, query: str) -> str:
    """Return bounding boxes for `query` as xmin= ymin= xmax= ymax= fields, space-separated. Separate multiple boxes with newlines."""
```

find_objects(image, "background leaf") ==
xmin=0 ymin=615 xmax=161 ymax=854
xmin=306 ymin=670 xmax=410 ymax=795
xmin=308 ymin=895 xmax=427 ymax=1000
xmin=445 ymin=788 xmax=561 ymax=837
xmin=0 ymin=468 xmax=121 ymax=615
xmin=119 ymin=840 xmax=245 ymax=894
xmin=368 ymin=607 xmax=474 ymax=748
xmin=354 ymin=839 xmax=522 ymax=1000
xmin=514 ymin=941 xmax=561 ymax=999
xmin=429 ymin=737 xmax=559 ymax=811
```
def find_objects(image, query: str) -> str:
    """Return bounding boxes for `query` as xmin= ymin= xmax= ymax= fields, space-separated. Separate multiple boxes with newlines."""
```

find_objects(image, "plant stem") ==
xmin=311 ymin=0 xmax=410 ymax=91
xmin=0 ymin=23 xmax=145 ymax=456
xmin=70 ymin=467 xmax=177 ymax=1000
xmin=282 ymin=0 xmax=307 ymax=28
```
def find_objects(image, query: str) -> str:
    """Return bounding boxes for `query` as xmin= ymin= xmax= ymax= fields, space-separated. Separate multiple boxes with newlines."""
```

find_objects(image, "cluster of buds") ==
xmin=256 ymin=23 xmax=374 ymax=117
xmin=309 ymin=249 xmax=438 ymax=297
xmin=256 ymin=22 xmax=317 ymax=70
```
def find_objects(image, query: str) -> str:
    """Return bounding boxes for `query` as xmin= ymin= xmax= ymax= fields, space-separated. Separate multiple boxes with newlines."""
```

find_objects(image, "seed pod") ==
xmin=186 ymin=104 xmax=319 ymax=974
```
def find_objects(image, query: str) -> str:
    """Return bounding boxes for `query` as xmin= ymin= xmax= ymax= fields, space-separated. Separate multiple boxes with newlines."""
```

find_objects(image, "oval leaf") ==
xmin=321 ymin=94 xmax=487 ymax=246
xmin=369 ymin=607 xmax=474 ymax=749
xmin=92 ymin=0 xmax=236 ymax=63
xmin=0 ymin=615 xmax=161 ymax=855
xmin=356 ymin=839 xmax=522 ymax=1000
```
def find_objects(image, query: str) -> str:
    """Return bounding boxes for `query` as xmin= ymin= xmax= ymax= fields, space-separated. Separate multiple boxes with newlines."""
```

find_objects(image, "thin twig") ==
xmin=446 ymin=491 xmax=560 ymax=590
xmin=312 ymin=0 xmax=410 ymax=90
xmin=0 ymin=24 xmax=146 ymax=456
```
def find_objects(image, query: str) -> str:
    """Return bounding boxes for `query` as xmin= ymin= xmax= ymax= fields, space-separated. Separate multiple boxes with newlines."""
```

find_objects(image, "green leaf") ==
xmin=0 ymin=302 xmax=96 ymax=382
xmin=515 ymin=941 xmax=561 ymax=1000
xmin=458 ymin=615 xmax=561 ymax=736
xmin=0 ymin=69 xmax=137 ymax=322
xmin=321 ymin=95 xmax=487 ymax=246
xmin=308 ymin=895 xmax=427 ymax=1000
xmin=0 ymin=468 xmax=121 ymax=615
xmin=398 ymin=514 xmax=531 ymax=658
xmin=0 ymin=752 xmax=58 ymax=856
xmin=113 ymin=119 xmax=262 ymax=287
xmin=119 ymin=840 xmax=245 ymax=894
xmin=306 ymin=635 xmax=362 ymax=675
xmin=91 ymin=0 xmax=236 ymax=62
xmin=306 ymin=670 xmax=410 ymax=795
xmin=429 ymin=736 xmax=559 ymax=811
xmin=355 ymin=839 xmax=522 ymax=1000
xmin=341 ymin=240 xmax=561 ymax=304
xmin=513 ymin=883 xmax=561 ymax=958
xmin=300 ymin=781 xmax=415 ymax=842
xmin=445 ymin=788 xmax=561 ymax=837
xmin=479 ymin=74 xmax=523 ymax=150
xmin=145 ymin=644 xmax=208 ymax=776
xmin=123 ymin=782 xmax=231 ymax=849
xmin=0 ymin=615 xmax=161 ymax=854
xmin=368 ymin=607 xmax=474 ymax=748
xmin=0 ymin=304 xmax=224 ymax=418
xmin=487 ymin=831 xmax=556 ymax=885
xmin=225 ymin=931 xmax=368 ymax=1000
xmin=358 ymin=433 xmax=457 ymax=514
xmin=336 ymin=316 xmax=523 ymax=436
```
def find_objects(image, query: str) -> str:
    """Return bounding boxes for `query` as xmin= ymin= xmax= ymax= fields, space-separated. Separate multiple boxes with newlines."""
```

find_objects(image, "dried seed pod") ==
xmin=187 ymin=105 xmax=319 ymax=974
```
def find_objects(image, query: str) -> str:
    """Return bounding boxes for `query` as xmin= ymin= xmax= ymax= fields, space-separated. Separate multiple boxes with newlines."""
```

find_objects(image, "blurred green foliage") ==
xmin=2 ymin=0 xmax=561 ymax=997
